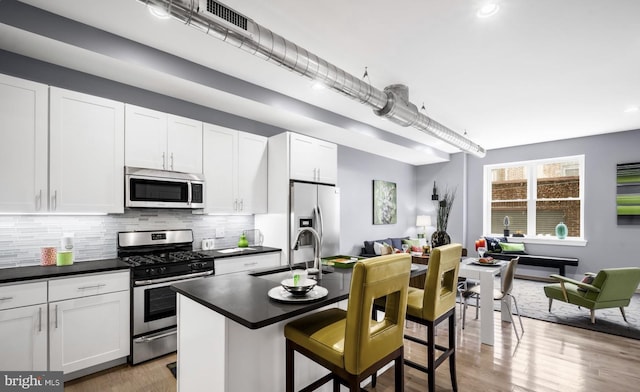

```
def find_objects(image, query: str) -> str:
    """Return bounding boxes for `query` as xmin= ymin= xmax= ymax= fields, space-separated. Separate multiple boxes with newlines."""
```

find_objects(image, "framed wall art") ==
xmin=617 ymin=162 xmax=640 ymax=225
xmin=372 ymin=180 xmax=397 ymax=225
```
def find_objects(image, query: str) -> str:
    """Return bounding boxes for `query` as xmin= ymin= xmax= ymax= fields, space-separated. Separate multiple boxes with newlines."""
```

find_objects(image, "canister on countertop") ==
xmin=40 ymin=247 xmax=57 ymax=266
xmin=60 ymin=232 xmax=75 ymax=263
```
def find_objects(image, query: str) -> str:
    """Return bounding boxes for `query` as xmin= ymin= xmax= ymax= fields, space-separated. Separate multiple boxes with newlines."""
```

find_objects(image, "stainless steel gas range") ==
xmin=118 ymin=229 xmax=214 ymax=365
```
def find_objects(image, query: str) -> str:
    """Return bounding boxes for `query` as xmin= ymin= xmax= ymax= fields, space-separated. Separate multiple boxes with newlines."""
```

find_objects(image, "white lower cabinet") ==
xmin=49 ymin=290 xmax=129 ymax=374
xmin=215 ymin=253 xmax=280 ymax=275
xmin=0 ymin=271 xmax=130 ymax=375
xmin=48 ymin=270 xmax=130 ymax=375
xmin=0 ymin=281 xmax=48 ymax=371
xmin=0 ymin=304 xmax=48 ymax=371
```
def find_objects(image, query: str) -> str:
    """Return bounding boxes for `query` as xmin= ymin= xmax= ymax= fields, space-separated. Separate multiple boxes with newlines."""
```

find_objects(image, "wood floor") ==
xmin=64 ymin=312 xmax=640 ymax=391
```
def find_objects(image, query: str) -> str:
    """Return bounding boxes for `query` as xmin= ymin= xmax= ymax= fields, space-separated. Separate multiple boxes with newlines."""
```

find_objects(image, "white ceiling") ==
xmin=3 ymin=0 xmax=640 ymax=165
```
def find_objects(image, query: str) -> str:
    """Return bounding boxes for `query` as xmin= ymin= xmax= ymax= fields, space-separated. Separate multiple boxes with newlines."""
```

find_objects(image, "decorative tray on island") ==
xmin=268 ymin=286 xmax=329 ymax=303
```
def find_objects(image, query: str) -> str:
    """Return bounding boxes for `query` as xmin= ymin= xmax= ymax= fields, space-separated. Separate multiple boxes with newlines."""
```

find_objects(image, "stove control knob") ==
xmin=150 ymin=268 xmax=158 ymax=275
xmin=159 ymin=267 xmax=167 ymax=273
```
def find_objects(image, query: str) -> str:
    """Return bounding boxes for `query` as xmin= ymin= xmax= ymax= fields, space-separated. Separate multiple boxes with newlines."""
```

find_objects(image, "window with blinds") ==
xmin=485 ymin=156 xmax=584 ymax=239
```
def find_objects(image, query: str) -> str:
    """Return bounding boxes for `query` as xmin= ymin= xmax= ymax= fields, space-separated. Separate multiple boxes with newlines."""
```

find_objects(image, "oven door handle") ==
xmin=134 ymin=270 xmax=213 ymax=286
xmin=133 ymin=328 xmax=177 ymax=343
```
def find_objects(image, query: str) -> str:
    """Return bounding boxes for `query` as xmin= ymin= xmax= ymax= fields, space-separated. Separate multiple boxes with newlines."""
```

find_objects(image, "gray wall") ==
xmin=416 ymin=153 xmax=466 ymax=246
xmin=417 ymin=130 xmax=640 ymax=279
xmin=338 ymin=146 xmax=417 ymax=256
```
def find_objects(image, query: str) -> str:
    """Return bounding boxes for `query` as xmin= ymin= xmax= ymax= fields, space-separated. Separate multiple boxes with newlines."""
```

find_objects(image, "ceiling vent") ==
xmin=206 ymin=0 xmax=246 ymax=30
xmin=200 ymin=0 xmax=256 ymax=39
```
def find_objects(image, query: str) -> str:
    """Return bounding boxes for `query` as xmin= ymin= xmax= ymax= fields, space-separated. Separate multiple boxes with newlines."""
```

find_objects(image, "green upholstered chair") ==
xmin=284 ymin=253 xmax=411 ymax=392
xmin=376 ymin=243 xmax=462 ymax=392
xmin=544 ymin=267 xmax=640 ymax=324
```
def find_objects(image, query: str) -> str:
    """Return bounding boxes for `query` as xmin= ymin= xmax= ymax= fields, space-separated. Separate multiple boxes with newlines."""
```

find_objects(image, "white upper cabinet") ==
xmin=0 ymin=74 xmax=48 ymax=213
xmin=289 ymin=133 xmax=337 ymax=184
xmin=203 ymin=123 xmax=267 ymax=214
xmin=125 ymin=104 xmax=202 ymax=173
xmin=124 ymin=105 xmax=166 ymax=170
xmin=237 ymin=131 xmax=268 ymax=213
xmin=49 ymin=87 xmax=125 ymax=213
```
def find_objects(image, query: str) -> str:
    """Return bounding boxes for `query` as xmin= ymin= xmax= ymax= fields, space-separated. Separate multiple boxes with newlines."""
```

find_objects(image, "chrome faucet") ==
xmin=292 ymin=227 xmax=322 ymax=279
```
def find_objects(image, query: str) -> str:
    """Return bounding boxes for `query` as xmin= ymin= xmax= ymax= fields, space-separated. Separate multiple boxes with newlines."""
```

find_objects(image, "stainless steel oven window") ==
xmin=132 ymin=274 xmax=211 ymax=336
xmin=144 ymin=285 xmax=177 ymax=323
xmin=133 ymin=281 xmax=177 ymax=336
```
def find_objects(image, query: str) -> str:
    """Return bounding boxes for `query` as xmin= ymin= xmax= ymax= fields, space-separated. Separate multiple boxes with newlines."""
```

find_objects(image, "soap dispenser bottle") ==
xmin=238 ymin=233 xmax=249 ymax=248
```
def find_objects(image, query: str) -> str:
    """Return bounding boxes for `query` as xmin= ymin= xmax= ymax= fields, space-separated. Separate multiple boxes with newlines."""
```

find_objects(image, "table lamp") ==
xmin=416 ymin=215 xmax=431 ymax=238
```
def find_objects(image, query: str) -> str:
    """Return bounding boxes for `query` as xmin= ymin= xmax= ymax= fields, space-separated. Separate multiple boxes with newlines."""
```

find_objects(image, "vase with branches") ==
xmin=432 ymin=184 xmax=456 ymax=248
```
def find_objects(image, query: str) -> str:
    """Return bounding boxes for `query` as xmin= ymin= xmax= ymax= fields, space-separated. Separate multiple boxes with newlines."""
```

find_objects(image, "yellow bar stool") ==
xmin=284 ymin=253 xmax=411 ymax=392
xmin=376 ymin=243 xmax=462 ymax=392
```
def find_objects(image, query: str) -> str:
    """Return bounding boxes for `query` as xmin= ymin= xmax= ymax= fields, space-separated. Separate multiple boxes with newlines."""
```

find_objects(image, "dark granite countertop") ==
xmin=171 ymin=263 xmax=427 ymax=330
xmin=0 ymin=248 xmax=281 ymax=285
xmin=0 ymin=258 xmax=130 ymax=285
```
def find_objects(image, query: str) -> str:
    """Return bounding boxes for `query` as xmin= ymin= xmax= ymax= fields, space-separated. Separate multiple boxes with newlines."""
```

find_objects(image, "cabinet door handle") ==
xmin=54 ymin=304 xmax=58 ymax=329
xmin=170 ymin=153 xmax=174 ymax=171
xmin=35 ymin=189 xmax=42 ymax=211
xmin=162 ymin=152 xmax=166 ymax=170
xmin=38 ymin=306 xmax=42 ymax=333
xmin=239 ymin=199 xmax=244 ymax=211
xmin=77 ymin=283 xmax=106 ymax=290
xmin=317 ymin=168 xmax=320 ymax=181
xmin=51 ymin=190 xmax=57 ymax=211
xmin=0 ymin=296 xmax=13 ymax=301
xmin=234 ymin=199 xmax=238 ymax=211
xmin=243 ymin=262 xmax=258 ymax=267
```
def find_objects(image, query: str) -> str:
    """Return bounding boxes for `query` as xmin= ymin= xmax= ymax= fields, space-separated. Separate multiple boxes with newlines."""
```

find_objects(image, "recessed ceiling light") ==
xmin=624 ymin=106 xmax=639 ymax=113
xmin=312 ymin=81 xmax=326 ymax=90
xmin=148 ymin=5 xmax=171 ymax=19
xmin=477 ymin=3 xmax=500 ymax=18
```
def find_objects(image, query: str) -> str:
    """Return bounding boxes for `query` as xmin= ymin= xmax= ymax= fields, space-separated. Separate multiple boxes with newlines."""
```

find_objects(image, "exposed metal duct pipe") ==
xmin=139 ymin=0 xmax=486 ymax=157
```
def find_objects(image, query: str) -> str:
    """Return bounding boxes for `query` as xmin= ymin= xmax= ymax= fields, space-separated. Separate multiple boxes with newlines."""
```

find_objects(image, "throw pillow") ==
xmin=411 ymin=245 xmax=422 ymax=253
xmin=578 ymin=274 xmax=595 ymax=292
xmin=402 ymin=239 xmax=421 ymax=247
xmin=484 ymin=236 xmax=507 ymax=252
xmin=380 ymin=244 xmax=393 ymax=255
xmin=390 ymin=237 xmax=410 ymax=250
xmin=373 ymin=241 xmax=385 ymax=255
xmin=498 ymin=242 xmax=527 ymax=254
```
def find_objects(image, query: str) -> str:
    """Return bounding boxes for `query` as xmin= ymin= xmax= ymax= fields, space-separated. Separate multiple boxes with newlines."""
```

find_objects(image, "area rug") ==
xmin=487 ymin=278 xmax=640 ymax=340
xmin=167 ymin=361 xmax=177 ymax=378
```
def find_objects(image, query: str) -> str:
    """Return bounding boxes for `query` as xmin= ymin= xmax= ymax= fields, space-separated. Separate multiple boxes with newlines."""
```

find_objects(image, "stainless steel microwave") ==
xmin=125 ymin=166 xmax=205 ymax=209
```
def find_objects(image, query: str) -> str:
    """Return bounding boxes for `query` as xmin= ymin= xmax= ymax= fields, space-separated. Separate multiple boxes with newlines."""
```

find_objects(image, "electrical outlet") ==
xmin=215 ymin=228 xmax=225 ymax=238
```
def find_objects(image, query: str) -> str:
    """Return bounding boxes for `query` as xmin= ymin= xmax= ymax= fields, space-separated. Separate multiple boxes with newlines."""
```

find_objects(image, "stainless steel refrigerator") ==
xmin=290 ymin=181 xmax=340 ymax=265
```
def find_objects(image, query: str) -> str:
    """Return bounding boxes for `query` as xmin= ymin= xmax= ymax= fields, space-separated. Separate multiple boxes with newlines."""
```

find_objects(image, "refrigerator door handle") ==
xmin=315 ymin=205 xmax=324 ymax=249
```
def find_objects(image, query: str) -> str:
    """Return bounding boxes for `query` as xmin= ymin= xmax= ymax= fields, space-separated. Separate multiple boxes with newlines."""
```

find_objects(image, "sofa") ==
xmin=360 ymin=237 xmax=417 ymax=257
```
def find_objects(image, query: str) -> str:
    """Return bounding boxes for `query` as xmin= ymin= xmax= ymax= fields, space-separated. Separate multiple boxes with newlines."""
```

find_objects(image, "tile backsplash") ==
xmin=0 ymin=210 xmax=254 ymax=268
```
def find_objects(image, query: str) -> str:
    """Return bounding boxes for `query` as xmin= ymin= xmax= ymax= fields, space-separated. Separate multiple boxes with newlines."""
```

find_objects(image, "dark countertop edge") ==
xmin=0 ymin=259 xmax=130 ymax=284
xmin=204 ymin=246 xmax=281 ymax=259
xmin=172 ymin=285 xmax=349 ymax=329
xmin=171 ymin=263 xmax=426 ymax=330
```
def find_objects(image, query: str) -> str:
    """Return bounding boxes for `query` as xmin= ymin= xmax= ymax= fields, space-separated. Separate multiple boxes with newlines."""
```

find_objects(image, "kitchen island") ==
xmin=171 ymin=263 xmax=427 ymax=392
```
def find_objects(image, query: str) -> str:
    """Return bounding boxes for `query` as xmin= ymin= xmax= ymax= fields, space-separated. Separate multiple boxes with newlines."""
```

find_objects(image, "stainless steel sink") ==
xmin=217 ymin=247 xmax=256 ymax=254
